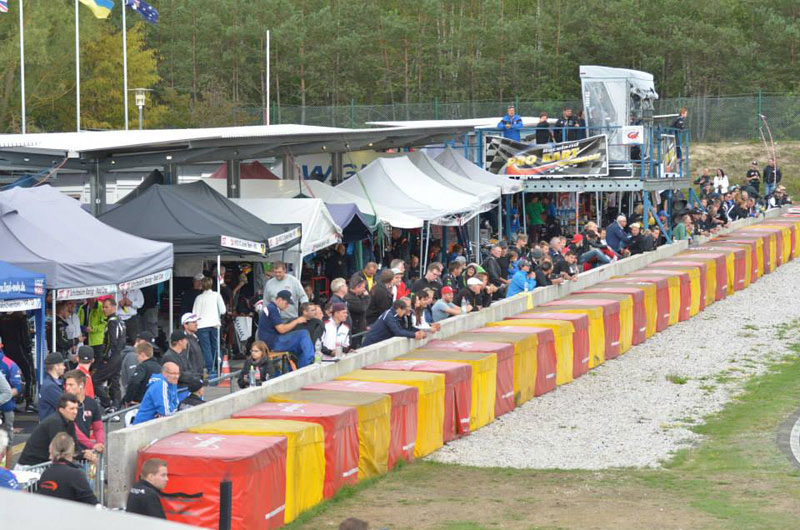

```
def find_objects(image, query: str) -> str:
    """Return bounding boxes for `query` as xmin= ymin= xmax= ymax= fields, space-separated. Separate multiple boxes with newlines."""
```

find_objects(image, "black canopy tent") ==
xmin=99 ymin=181 xmax=301 ymax=371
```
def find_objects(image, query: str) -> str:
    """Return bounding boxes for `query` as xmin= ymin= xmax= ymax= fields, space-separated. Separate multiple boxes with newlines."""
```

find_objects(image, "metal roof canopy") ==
xmin=0 ymin=123 xmax=480 ymax=172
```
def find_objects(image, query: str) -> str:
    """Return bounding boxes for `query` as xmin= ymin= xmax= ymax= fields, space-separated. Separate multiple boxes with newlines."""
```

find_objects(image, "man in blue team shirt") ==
xmin=132 ymin=362 xmax=180 ymax=425
xmin=497 ymin=105 xmax=523 ymax=142
xmin=361 ymin=300 xmax=427 ymax=347
xmin=38 ymin=352 xmax=67 ymax=420
xmin=257 ymin=290 xmax=315 ymax=368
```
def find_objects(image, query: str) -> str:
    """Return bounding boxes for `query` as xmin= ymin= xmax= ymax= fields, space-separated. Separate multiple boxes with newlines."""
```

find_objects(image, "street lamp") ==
xmin=130 ymin=88 xmax=153 ymax=130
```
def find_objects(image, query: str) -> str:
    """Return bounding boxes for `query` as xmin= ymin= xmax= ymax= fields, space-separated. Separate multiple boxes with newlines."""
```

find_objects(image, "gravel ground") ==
xmin=429 ymin=257 xmax=800 ymax=470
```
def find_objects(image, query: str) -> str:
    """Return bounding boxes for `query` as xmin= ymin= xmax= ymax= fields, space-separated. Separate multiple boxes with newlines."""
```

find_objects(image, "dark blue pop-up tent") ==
xmin=0 ymin=261 xmax=46 ymax=384
xmin=325 ymin=202 xmax=374 ymax=243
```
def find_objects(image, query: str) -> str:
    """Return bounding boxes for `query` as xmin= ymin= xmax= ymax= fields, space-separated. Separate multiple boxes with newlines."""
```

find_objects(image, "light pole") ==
xmin=131 ymin=88 xmax=152 ymax=130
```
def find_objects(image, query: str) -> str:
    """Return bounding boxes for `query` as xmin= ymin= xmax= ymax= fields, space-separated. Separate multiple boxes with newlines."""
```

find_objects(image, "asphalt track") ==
xmin=778 ymin=407 xmax=800 ymax=470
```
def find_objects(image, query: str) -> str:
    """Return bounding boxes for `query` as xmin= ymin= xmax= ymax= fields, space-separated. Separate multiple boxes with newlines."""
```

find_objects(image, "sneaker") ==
xmin=24 ymin=403 xmax=38 ymax=414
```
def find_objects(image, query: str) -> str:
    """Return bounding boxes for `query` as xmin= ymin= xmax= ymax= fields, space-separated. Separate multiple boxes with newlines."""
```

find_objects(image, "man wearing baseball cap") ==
xmin=431 ymin=286 xmax=468 ymax=323
xmin=38 ymin=352 xmax=66 ymax=420
xmin=181 ymin=313 xmax=206 ymax=379
xmin=75 ymin=346 xmax=96 ymax=399
xmin=161 ymin=329 xmax=203 ymax=391
xmin=320 ymin=303 xmax=351 ymax=358
xmin=256 ymin=290 xmax=314 ymax=368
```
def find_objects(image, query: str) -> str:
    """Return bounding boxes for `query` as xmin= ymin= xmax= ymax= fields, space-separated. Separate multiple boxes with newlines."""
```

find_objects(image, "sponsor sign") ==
xmin=0 ymin=297 xmax=42 ymax=312
xmin=267 ymin=227 xmax=302 ymax=250
xmin=118 ymin=269 xmax=172 ymax=291
xmin=56 ymin=284 xmax=117 ymax=301
xmin=622 ymin=125 xmax=644 ymax=145
xmin=221 ymin=235 xmax=267 ymax=255
xmin=485 ymin=134 xmax=609 ymax=178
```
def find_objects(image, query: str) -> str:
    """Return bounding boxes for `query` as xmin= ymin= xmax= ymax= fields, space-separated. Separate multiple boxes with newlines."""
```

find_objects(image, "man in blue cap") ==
xmin=257 ymin=290 xmax=315 ymax=368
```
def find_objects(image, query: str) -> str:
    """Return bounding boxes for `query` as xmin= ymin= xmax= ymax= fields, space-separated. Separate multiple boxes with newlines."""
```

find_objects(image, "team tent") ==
xmin=434 ymin=146 xmax=524 ymax=195
xmin=324 ymin=202 xmax=375 ymax=243
xmin=233 ymin=198 xmax=343 ymax=275
xmin=407 ymin=151 xmax=501 ymax=212
xmin=0 ymin=261 xmax=46 ymax=382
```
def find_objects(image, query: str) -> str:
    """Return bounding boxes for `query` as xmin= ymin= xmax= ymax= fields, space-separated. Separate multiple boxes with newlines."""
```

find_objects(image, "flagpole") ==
xmin=19 ymin=0 xmax=26 ymax=134
xmin=266 ymin=29 xmax=270 ymax=125
xmin=75 ymin=0 xmax=80 ymax=132
xmin=122 ymin=1 xmax=129 ymax=130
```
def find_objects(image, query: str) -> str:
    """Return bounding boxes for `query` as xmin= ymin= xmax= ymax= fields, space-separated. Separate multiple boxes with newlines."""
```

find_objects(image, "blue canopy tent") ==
xmin=324 ymin=202 xmax=374 ymax=243
xmin=0 ymin=261 xmax=46 ymax=384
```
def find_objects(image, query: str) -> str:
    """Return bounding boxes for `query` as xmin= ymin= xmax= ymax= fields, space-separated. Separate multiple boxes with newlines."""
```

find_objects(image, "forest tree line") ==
xmin=0 ymin=0 xmax=797 ymax=132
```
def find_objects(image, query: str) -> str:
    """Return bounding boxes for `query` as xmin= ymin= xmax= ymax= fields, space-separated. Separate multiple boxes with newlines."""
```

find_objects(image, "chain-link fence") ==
xmin=253 ymin=94 xmax=799 ymax=143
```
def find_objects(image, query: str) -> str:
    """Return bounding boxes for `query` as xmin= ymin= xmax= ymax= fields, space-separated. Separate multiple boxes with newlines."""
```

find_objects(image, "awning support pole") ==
xmin=216 ymin=254 xmax=222 ymax=375
xmin=168 ymin=273 xmax=174 ymax=334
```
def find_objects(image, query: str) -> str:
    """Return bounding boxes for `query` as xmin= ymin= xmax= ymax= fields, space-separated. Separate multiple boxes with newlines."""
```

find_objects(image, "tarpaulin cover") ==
xmin=504 ymin=313 xmax=589 ymax=381
xmin=648 ymin=265 xmax=701 ymax=316
xmin=0 ymin=185 xmax=173 ymax=289
xmin=400 ymin=350 xmax=496 ymax=431
xmin=738 ymin=229 xmax=776 ymax=273
xmin=366 ymin=360 xmax=471 ymax=442
xmin=627 ymin=274 xmax=680 ymax=326
xmin=719 ymin=236 xmax=765 ymax=280
xmin=448 ymin=329 xmax=540 ymax=401
xmin=678 ymin=251 xmax=731 ymax=299
xmin=576 ymin=287 xmax=647 ymax=345
xmin=704 ymin=243 xmax=753 ymax=288
xmin=594 ymin=281 xmax=656 ymax=339
xmin=231 ymin=402 xmax=359 ymax=499
xmin=137 ymin=432 xmax=287 ymax=529
xmin=659 ymin=259 xmax=712 ymax=309
xmin=305 ymin=380 xmax=416 ymax=469
xmin=604 ymin=277 xmax=667 ymax=333
xmin=267 ymin=390 xmax=391 ymax=480
xmin=542 ymin=299 xmax=621 ymax=360
xmin=187 ymin=419 xmax=324 ymax=523
xmin=640 ymin=269 xmax=693 ymax=321
xmin=422 ymin=339 xmax=516 ymax=416
xmin=565 ymin=293 xmax=634 ymax=354
xmin=523 ymin=307 xmax=605 ymax=369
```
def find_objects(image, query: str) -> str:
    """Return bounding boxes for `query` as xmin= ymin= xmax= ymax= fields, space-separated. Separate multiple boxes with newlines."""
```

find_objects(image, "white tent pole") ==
xmin=74 ymin=0 xmax=80 ymax=132
xmin=51 ymin=294 xmax=56 ymax=354
xmin=521 ymin=192 xmax=526 ymax=235
xmin=265 ymin=29 xmax=270 ymax=125
xmin=168 ymin=274 xmax=173 ymax=334
xmin=216 ymin=254 xmax=222 ymax=375
xmin=122 ymin=2 xmax=129 ymax=130
xmin=19 ymin=0 xmax=26 ymax=134
xmin=497 ymin=201 xmax=503 ymax=240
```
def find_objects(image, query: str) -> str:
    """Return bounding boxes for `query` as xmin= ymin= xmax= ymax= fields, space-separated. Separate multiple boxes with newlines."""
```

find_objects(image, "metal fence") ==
xmin=251 ymin=94 xmax=799 ymax=143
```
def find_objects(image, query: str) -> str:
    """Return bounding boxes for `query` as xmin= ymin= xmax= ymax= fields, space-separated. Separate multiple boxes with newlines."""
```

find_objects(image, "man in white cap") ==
xmin=454 ymin=277 xmax=484 ymax=312
xmin=181 ymin=313 xmax=206 ymax=378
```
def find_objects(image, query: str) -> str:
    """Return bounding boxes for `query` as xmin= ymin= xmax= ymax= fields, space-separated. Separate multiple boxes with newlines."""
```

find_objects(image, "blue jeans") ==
xmin=765 ymin=183 xmax=776 ymax=196
xmin=579 ymin=248 xmax=612 ymax=268
xmin=273 ymin=330 xmax=315 ymax=368
xmin=196 ymin=327 xmax=219 ymax=374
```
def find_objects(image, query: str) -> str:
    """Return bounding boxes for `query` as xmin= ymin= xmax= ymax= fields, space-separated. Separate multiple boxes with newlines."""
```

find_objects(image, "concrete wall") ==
xmin=107 ymin=208 xmax=783 ymax=507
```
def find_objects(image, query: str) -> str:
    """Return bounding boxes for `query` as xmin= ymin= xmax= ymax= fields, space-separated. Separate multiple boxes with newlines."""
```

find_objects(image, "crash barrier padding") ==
xmin=422 ymin=340 xmax=516 ymax=416
xmin=594 ymin=281 xmax=657 ymax=339
xmin=502 ymin=314 xmax=588 ymax=383
xmin=304 ymin=380 xmax=417 ymax=469
xmin=746 ymin=226 xmax=787 ymax=266
xmin=650 ymin=265 xmax=702 ymax=315
xmin=576 ymin=286 xmax=647 ymax=345
xmin=187 ymin=419 xmax=324 ymax=524
xmin=399 ymin=350 xmax=497 ymax=431
xmin=704 ymin=243 xmax=753 ymax=288
xmin=765 ymin=219 xmax=800 ymax=258
xmin=267 ymin=390 xmax=391 ymax=480
xmin=661 ymin=259 xmax=713 ymax=308
xmin=523 ymin=306 xmax=605 ymax=369
xmin=627 ymin=274 xmax=681 ymax=325
xmin=567 ymin=293 xmax=635 ymax=354
xmin=366 ymin=360 xmax=472 ymax=442
xmin=673 ymin=252 xmax=726 ymax=300
xmin=543 ymin=299 xmax=622 ymax=360
xmin=738 ymin=229 xmax=776 ymax=273
xmin=604 ymin=277 xmax=668 ymax=333
xmin=718 ymin=235 xmax=765 ymax=280
xmin=137 ymin=432 xmax=288 ymax=529
xmin=448 ymin=329 xmax=539 ymax=403
xmin=639 ymin=269 xmax=693 ymax=322
xmin=681 ymin=250 xmax=734 ymax=296
xmin=232 ymin=402 xmax=359 ymax=499
xmin=330 ymin=372 xmax=442 ymax=459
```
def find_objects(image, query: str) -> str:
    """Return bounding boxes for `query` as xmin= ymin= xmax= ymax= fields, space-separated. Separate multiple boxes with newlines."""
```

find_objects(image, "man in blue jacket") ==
xmin=257 ymin=290 xmax=315 ymax=368
xmin=362 ymin=300 xmax=427 ymax=347
xmin=132 ymin=362 xmax=180 ymax=425
xmin=605 ymin=215 xmax=632 ymax=255
xmin=497 ymin=105 xmax=523 ymax=142
xmin=38 ymin=352 xmax=66 ymax=420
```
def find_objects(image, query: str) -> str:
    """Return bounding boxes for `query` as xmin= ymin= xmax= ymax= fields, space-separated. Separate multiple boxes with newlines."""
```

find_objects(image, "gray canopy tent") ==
xmin=0 ymin=185 xmax=174 ymax=357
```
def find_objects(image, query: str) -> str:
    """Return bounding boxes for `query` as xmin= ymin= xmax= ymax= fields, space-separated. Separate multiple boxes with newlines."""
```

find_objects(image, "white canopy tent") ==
xmin=407 ymin=151 xmax=500 ymax=212
xmin=232 ymin=198 xmax=343 ymax=274
xmin=337 ymin=157 xmax=481 ymax=226
xmin=204 ymin=177 xmax=423 ymax=229
xmin=434 ymin=146 xmax=524 ymax=195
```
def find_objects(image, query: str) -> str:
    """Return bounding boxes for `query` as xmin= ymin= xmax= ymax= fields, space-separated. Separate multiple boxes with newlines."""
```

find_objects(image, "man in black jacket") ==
xmin=36 ymin=432 xmax=97 ymax=505
xmin=19 ymin=393 xmax=90 ymax=466
xmin=365 ymin=269 xmax=395 ymax=325
xmin=344 ymin=278 xmax=369 ymax=347
xmin=93 ymin=297 xmax=126 ymax=411
xmin=122 ymin=342 xmax=162 ymax=405
xmin=410 ymin=262 xmax=444 ymax=298
xmin=126 ymin=458 xmax=168 ymax=518
xmin=161 ymin=330 xmax=203 ymax=390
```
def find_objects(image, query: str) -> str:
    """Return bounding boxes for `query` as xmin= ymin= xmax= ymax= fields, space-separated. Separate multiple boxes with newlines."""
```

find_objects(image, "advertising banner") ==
xmin=485 ymin=135 xmax=609 ymax=178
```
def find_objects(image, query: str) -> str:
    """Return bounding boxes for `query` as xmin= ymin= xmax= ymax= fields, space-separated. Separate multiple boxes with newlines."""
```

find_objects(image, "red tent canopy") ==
xmin=211 ymin=160 xmax=280 ymax=180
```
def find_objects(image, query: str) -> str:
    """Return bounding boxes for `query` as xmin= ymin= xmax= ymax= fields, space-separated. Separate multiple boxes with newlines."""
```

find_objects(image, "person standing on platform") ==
xmin=497 ymin=105 xmax=523 ymax=142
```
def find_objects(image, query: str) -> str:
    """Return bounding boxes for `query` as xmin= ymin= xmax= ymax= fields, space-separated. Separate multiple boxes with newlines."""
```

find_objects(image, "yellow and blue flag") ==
xmin=79 ymin=0 xmax=115 ymax=19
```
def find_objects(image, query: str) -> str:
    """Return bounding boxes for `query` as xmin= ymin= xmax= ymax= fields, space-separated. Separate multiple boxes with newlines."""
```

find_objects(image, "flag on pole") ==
xmin=79 ymin=0 xmax=115 ymax=19
xmin=125 ymin=0 xmax=158 ymax=24
xmin=0 ymin=1 xmax=9 ymax=14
